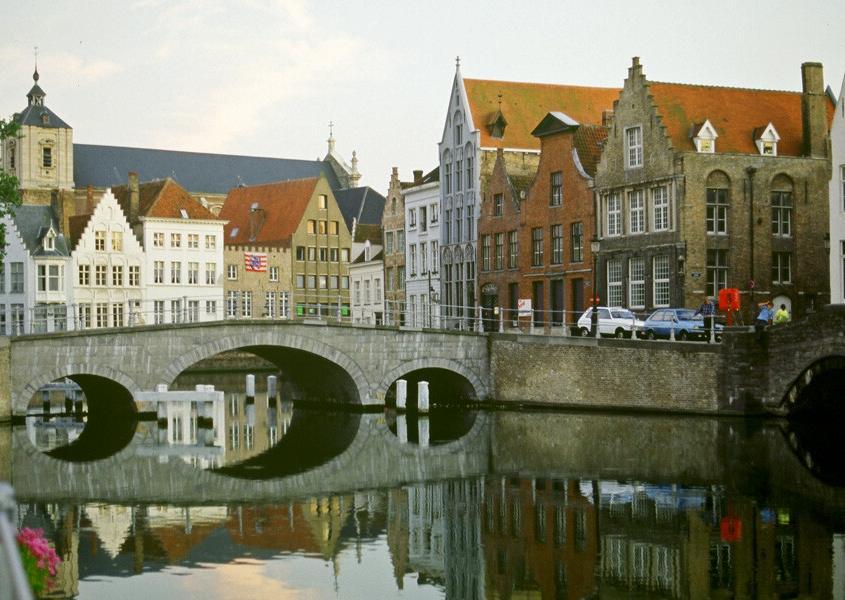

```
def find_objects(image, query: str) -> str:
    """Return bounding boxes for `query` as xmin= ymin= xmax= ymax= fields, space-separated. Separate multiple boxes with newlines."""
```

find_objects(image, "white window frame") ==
xmin=625 ymin=126 xmax=643 ymax=168
xmin=606 ymin=193 xmax=622 ymax=237
xmin=652 ymin=186 xmax=670 ymax=231
xmin=269 ymin=266 xmax=279 ymax=282
xmin=653 ymin=255 xmax=670 ymax=307
xmin=628 ymin=257 xmax=645 ymax=308
xmin=607 ymin=259 xmax=623 ymax=306
xmin=628 ymin=190 xmax=645 ymax=234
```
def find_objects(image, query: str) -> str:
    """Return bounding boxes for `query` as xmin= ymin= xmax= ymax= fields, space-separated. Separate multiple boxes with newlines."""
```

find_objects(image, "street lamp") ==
xmin=590 ymin=236 xmax=601 ymax=337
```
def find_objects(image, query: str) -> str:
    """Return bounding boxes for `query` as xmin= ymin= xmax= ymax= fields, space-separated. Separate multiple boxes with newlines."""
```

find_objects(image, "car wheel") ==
xmin=677 ymin=330 xmax=688 ymax=341
xmin=580 ymin=327 xmax=590 ymax=337
xmin=614 ymin=328 xmax=625 ymax=339
xmin=646 ymin=330 xmax=655 ymax=340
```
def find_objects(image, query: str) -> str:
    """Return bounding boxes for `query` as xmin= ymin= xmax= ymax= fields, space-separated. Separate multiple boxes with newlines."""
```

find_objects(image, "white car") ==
xmin=577 ymin=306 xmax=644 ymax=338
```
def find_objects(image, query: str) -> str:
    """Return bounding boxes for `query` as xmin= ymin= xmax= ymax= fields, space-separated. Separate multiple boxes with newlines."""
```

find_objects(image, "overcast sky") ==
xmin=2 ymin=0 xmax=844 ymax=192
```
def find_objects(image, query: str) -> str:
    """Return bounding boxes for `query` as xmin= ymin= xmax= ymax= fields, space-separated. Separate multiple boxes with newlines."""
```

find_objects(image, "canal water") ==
xmin=4 ymin=369 xmax=845 ymax=599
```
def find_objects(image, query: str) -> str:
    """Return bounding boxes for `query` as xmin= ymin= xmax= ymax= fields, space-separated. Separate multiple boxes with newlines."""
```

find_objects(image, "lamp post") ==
xmin=590 ymin=236 xmax=601 ymax=337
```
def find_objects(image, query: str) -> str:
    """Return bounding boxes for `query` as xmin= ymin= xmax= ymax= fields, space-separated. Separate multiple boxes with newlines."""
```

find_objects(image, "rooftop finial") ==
xmin=33 ymin=45 xmax=39 ymax=82
xmin=497 ymin=92 xmax=503 ymax=109
xmin=328 ymin=120 xmax=334 ymax=139
xmin=455 ymin=55 xmax=461 ymax=70
xmin=327 ymin=120 xmax=336 ymax=154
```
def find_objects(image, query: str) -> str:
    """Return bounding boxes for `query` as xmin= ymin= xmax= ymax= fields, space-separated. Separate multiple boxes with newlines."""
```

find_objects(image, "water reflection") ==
xmin=385 ymin=407 xmax=478 ymax=446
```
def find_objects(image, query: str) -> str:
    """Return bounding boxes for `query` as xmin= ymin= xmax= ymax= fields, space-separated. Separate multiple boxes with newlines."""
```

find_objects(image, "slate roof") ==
xmin=353 ymin=223 xmax=383 ymax=245
xmin=572 ymin=125 xmax=608 ymax=177
xmin=73 ymin=144 xmax=342 ymax=195
xmin=14 ymin=102 xmax=71 ymax=129
xmin=648 ymin=81 xmax=836 ymax=156
xmin=110 ymin=178 xmax=223 ymax=221
xmin=464 ymin=78 xmax=620 ymax=150
xmin=219 ymin=178 xmax=319 ymax=247
xmin=12 ymin=205 xmax=70 ymax=256
xmin=333 ymin=187 xmax=387 ymax=232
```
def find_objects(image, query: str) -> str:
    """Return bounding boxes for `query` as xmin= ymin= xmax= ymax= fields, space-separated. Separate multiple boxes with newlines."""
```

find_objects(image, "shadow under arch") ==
xmin=161 ymin=333 xmax=368 ymax=404
xmin=35 ymin=374 xmax=138 ymax=462
xmin=15 ymin=364 xmax=140 ymax=416
xmin=382 ymin=364 xmax=480 ymax=408
xmin=781 ymin=355 xmax=845 ymax=417
xmin=212 ymin=407 xmax=361 ymax=480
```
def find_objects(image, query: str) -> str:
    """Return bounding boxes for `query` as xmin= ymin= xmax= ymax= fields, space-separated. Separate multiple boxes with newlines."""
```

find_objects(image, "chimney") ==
xmin=413 ymin=170 xmax=423 ymax=184
xmin=602 ymin=110 xmax=614 ymax=127
xmin=128 ymin=171 xmax=140 ymax=224
xmin=248 ymin=204 xmax=265 ymax=241
xmin=801 ymin=62 xmax=828 ymax=158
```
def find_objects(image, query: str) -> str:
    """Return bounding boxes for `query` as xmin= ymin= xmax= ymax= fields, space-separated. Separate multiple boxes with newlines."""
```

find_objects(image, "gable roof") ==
xmin=73 ymin=144 xmax=341 ymax=195
xmin=14 ymin=103 xmax=70 ymax=129
xmin=12 ymin=205 xmax=70 ymax=256
xmin=464 ymin=78 xmax=620 ymax=150
xmin=648 ymin=82 xmax=836 ymax=156
xmin=219 ymin=177 xmax=319 ymax=247
xmin=333 ymin=187 xmax=387 ymax=232
xmin=111 ymin=178 xmax=223 ymax=221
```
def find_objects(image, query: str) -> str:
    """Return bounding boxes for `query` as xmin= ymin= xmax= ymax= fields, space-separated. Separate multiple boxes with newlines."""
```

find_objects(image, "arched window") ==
xmin=454 ymin=112 xmax=463 ymax=147
xmin=705 ymin=170 xmax=730 ymax=235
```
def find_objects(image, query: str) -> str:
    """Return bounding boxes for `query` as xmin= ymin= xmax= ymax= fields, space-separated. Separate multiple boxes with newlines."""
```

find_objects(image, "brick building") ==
xmin=382 ymin=167 xmax=409 ymax=324
xmin=594 ymin=58 xmax=834 ymax=321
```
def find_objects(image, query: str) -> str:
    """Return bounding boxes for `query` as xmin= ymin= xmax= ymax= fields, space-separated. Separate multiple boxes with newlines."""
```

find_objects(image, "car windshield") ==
xmin=611 ymin=310 xmax=634 ymax=319
xmin=677 ymin=309 xmax=698 ymax=320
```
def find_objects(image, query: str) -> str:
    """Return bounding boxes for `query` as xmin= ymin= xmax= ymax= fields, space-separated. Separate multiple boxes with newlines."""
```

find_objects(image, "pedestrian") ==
xmin=755 ymin=300 xmax=775 ymax=341
xmin=694 ymin=296 xmax=716 ymax=341
xmin=774 ymin=303 xmax=791 ymax=325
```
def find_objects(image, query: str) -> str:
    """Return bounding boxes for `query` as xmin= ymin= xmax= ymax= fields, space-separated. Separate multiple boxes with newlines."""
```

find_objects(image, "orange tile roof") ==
xmin=112 ymin=178 xmax=223 ymax=221
xmin=464 ymin=78 xmax=619 ymax=150
xmin=648 ymin=81 xmax=836 ymax=156
xmin=220 ymin=177 xmax=319 ymax=247
xmin=573 ymin=125 xmax=608 ymax=177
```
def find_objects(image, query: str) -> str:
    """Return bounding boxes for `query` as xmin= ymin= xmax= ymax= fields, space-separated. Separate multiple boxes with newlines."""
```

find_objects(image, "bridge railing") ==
xmin=7 ymin=296 xmax=719 ymax=342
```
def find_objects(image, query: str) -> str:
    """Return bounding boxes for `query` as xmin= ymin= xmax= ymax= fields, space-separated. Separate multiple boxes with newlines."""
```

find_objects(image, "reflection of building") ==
xmin=443 ymin=479 xmax=485 ymax=599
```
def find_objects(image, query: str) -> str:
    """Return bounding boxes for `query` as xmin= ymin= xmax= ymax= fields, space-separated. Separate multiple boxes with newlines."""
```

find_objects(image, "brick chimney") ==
xmin=128 ymin=171 xmax=140 ymax=224
xmin=801 ymin=62 xmax=828 ymax=158
xmin=602 ymin=110 xmax=614 ymax=127
xmin=413 ymin=170 xmax=423 ymax=184
xmin=248 ymin=203 xmax=265 ymax=241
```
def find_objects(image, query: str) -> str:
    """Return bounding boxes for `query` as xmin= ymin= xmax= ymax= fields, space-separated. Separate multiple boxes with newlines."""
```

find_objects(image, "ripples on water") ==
xmin=7 ymin=372 xmax=845 ymax=599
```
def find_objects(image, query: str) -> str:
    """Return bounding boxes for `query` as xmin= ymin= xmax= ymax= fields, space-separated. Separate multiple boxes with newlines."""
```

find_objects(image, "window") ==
xmin=171 ymin=233 xmax=181 ymax=248
xmin=10 ymin=263 xmax=23 ymax=293
xmin=96 ymin=303 xmax=108 ymax=328
xmin=111 ymin=231 xmax=123 ymax=251
xmin=455 ymin=207 xmax=462 ymax=242
xmin=495 ymin=233 xmax=504 ymax=270
xmin=772 ymin=252 xmax=792 ymax=284
xmin=531 ymin=228 xmax=544 ymax=266
xmin=444 ymin=209 xmax=451 ymax=243
xmin=295 ymin=274 xmax=305 ymax=288
xmin=364 ymin=280 xmax=371 ymax=303
xmin=154 ymin=261 xmax=164 ymax=283
xmin=397 ymin=267 xmax=405 ymax=290
xmin=265 ymin=291 xmax=276 ymax=318
xmin=206 ymin=300 xmax=217 ymax=317
xmin=37 ymin=264 xmax=62 ymax=292
xmin=330 ymin=221 xmax=339 ymax=235
xmin=420 ymin=241 xmax=428 ymax=273
xmin=354 ymin=281 xmax=361 ymax=305
xmin=431 ymin=241 xmax=438 ymax=273
xmin=550 ymin=224 xmax=563 ymax=265
xmin=319 ymin=247 xmax=328 ymax=262
xmin=628 ymin=190 xmax=645 ymax=233
xmin=625 ymin=125 xmax=643 ymax=168
xmin=771 ymin=191 xmax=792 ymax=237
xmin=205 ymin=235 xmax=216 ymax=249
xmin=329 ymin=275 xmax=338 ymax=289
xmin=171 ymin=262 xmax=181 ymax=284
xmin=153 ymin=232 xmax=164 ymax=247
xmin=129 ymin=265 xmax=140 ymax=286
xmin=628 ymin=258 xmax=645 ymax=308
xmin=43 ymin=233 xmax=55 ymax=251
xmin=706 ymin=188 xmax=728 ymax=234
xmin=455 ymin=160 xmax=462 ymax=191
xmin=227 ymin=264 xmax=237 ymax=280
xmin=78 ymin=304 xmax=92 ymax=328
xmin=317 ymin=220 xmax=326 ymax=235
xmin=187 ymin=234 xmax=199 ymax=248
xmin=606 ymin=193 xmax=622 ymax=236
xmin=466 ymin=205 xmax=474 ymax=240
xmin=205 ymin=263 xmax=216 ymax=285
xmin=319 ymin=275 xmax=327 ymax=289
xmin=154 ymin=300 xmax=165 ymax=324
xmin=653 ymin=255 xmax=670 ymax=307
xmin=307 ymin=246 xmax=316 ymax=261
xmin=342 ymin=275 xmax=350 ymax=289
xmin=341 ymin=248 xmax=350 ymax=262
xmin=706 ymin=249 xmax=729 ymax=297
xmin=187 ymin=300 xmax=199 ymax=323
xmin=279 ymin=292 xmax=290 ymax=318
xmin=306 ymin=274 xmax=316 ymax=289
xmin=307 ymin=220 xmax=316 ymax=234
xmin=508 ymin=231 xmax=519 ymax=268
xmin=375 ymin=278 xmax=382 ymax=302
xmin=431 ymin=204 xmax=438 ymax=223
xmin=444 ymin=162 xmax=451 ymax=194
xmin=494 ymin=193 xmax=503 ymax=216
xmin=481 ymin=235 xmax=491 ymax=271
xmin=112 ymin=303 xmax=125 ymax=328
xmin=242 ymin=291 xmax=252 ymax=317
xmin=330 ymin=248 xmax=338 ymax=262
xmin=318 ymin=194 xmax=328 ymax=210
xmin=386 ymin=267 xmax=394 ymax=291
xmin=269 ymin=266 xmax=279 ymax=282
xmin=171 ymin=299 xmax=182 ymax=323
xmin=95 ymin=264 xmax=107 ymax=286
xmin=607 ymin=259 xmax=623 ymax=306
xmin=42 ymin=146 xmax=52 ymax=168
xmin=385 ymin=232 xmax=394 ymax=254
xmin=78 ymin=264 xmax=90 ymax=286
xmin=652 ymin=186 xmax=670 ymax=231
xmin=410 ymin=244 xmax=417 ymax=275
xmin=420 ymin=206 xmax=427 ymax=232
xmin=466 ymin=157 xmax=473 ymax=189
xmin=408 ymin=208 xmax=417 ymax=229
xmin=112 ymin=265 xmax=123 ymax=287
xmin=188 ymin=262 xmax=199 ymax=284
xmin=455 ymin=123 xmax=462 ymax=146
xmin=95 ymin=231 xmax=105 ymax=251
xmin=570 ymin=222 xmax=583 ymax=262
xmin=226 ymin=292 xmax=238 ymax=317
xmin=550 ymin=171 xmax=563 ymax=206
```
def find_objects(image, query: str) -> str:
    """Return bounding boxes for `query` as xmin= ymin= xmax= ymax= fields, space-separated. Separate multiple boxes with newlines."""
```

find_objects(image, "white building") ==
xmin=349 ymin=240 xmax=385 ymax=325
xmin=830 ymin=75 xmax=845 ymax=304
xmin=404 ymin=170 xmax=440 ymax=328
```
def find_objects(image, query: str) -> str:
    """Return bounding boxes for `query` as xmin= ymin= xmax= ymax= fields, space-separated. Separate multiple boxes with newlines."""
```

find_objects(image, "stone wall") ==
xmin=491 ymin=334 xmax=721 ymax=413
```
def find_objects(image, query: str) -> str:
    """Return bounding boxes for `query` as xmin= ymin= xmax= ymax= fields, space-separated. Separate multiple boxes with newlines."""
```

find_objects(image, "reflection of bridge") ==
xmin=10 ymin=412 xmax=845 ymax=517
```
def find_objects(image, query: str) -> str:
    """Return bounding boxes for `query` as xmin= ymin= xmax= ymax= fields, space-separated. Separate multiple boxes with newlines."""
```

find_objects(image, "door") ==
xmin=551 ymin=279 xmax=564 ymax=327
xmin=532 ymin=281 xmax=545 ymax=328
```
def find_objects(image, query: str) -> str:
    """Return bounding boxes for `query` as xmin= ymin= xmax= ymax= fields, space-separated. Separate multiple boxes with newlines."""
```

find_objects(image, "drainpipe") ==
xmin=746 ymin=167 xmax=757 ymax=318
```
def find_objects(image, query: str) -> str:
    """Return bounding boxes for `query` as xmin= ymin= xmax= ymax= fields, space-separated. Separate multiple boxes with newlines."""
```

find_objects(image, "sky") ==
xmin=2 ymin=0 xmax=844 ymax=193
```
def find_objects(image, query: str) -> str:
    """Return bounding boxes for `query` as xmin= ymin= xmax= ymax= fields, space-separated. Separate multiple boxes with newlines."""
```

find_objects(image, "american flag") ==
xmin=244 ymin=252 xmax=268 ymax=272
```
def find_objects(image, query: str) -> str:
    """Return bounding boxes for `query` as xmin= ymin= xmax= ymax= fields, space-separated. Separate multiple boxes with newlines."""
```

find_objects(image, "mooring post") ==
xmin=396 ymin=379 xmax=407 ymax=410
xmin=417 ymin=381 xmax=430 ymax=413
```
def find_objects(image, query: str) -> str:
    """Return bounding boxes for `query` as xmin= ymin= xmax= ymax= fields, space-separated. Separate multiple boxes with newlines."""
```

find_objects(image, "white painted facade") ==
xmin=142 ymin=216 xmax=225 ymax=324
xmin=71 ymin=190 xmax=144 ymax=329
xmin=438 ymin=61 xmax=480 ymax=329
xmin=0 ymin=215 xmax=35 ymax=335
xmin=404 ymin=180 xmax=441 ymax=328
xmin=830 ymin=76 xmax=845 ymax=304
xmin=349 ymin=241 xmax=384 ymax=325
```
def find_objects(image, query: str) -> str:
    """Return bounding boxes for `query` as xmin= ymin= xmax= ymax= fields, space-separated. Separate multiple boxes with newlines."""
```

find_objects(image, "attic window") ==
xmin=693 ymin=119 xmax=718 ymax=154
xmin=250 ymin=202 xmax=259 ymax=211
xmin=230 ymin=227 xmax=239 ymax=238
xmin=43 ymin=232 xmax=55 ymax=251
xmin=755 ymin=123 xmax=781 ymax=156
xmin=41 ymin=112 xmax=50 ymax=125
xmin=180 ymin=209 xmax=189 ymax=219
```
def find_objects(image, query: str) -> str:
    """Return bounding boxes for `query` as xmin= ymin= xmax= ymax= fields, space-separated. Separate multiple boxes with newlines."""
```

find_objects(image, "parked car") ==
xmin=577 ymin=306 xmax=644 ymax=338
xmin=640 ymin=308 xmax=723 ymax=341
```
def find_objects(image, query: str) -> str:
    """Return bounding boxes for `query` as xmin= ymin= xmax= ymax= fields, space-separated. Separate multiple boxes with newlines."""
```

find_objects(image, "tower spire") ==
xmin=327 ymin=120 xmax=336 ymax=154
xmin=33 ymin=45 xmax=39 ymax=82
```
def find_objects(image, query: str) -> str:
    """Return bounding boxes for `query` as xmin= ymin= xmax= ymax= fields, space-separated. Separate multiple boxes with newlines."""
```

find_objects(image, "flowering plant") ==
xmin=16 ymin=527 xmax=61 ymax=597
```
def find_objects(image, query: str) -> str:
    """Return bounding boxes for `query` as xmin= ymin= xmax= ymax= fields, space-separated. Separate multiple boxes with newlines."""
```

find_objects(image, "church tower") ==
xmin=5 ymin=66 xmax=74 ymax=203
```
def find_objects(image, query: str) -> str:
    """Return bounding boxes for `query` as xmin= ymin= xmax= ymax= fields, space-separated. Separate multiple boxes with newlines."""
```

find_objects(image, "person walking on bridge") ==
xmin=755 ymin=300 xmax=775 ymax=341
xmin=695 ymin=296 xmax=716 ymax=341
xmin=774 ymin=303 xmax=791 ymax=325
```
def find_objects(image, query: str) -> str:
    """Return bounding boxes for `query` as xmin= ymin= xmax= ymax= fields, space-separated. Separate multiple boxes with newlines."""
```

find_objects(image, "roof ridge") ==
xmin=465 ymin=77 xmax=619 ymax=91
xmin=649 ymin=80 xmax=802 ymax=95
xmin=73 ymin=143 xmax=329 ymax=164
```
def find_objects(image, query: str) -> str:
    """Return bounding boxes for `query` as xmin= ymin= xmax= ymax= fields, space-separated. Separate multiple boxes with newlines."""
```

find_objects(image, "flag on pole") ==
xmin=244 ymin=252 xmax=268 ymax=272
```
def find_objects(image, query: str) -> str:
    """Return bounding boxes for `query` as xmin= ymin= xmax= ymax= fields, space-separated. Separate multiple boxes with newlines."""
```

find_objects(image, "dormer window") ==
xmin=488 ymin=111 xmax=507 ymax=139
xmin=755 ymin=123 xmax=781 ymax=156
xmin=43 ymin=230 xmax=55 ymax=251
xmin=693 ymin=120 xmax=718 ymax=154
xmin=41 ymin=112 xmax=50 ymax=125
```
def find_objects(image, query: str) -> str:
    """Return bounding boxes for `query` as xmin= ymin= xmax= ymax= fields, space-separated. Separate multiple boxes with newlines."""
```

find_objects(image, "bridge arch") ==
xmin=375 ymin=357 xmax=489 ymax=404
xmin=14 ymin=364 xmax=141 ymax=415
xmin=781 ymin=355 xmax=845 ymax=416
xmin=161 ymin=329 xmax=372 ymax=404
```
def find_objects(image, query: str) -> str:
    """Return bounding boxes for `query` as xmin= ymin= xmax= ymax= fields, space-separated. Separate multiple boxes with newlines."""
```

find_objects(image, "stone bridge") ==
xmin=4 ymin=320 xmax=490 ymax=416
